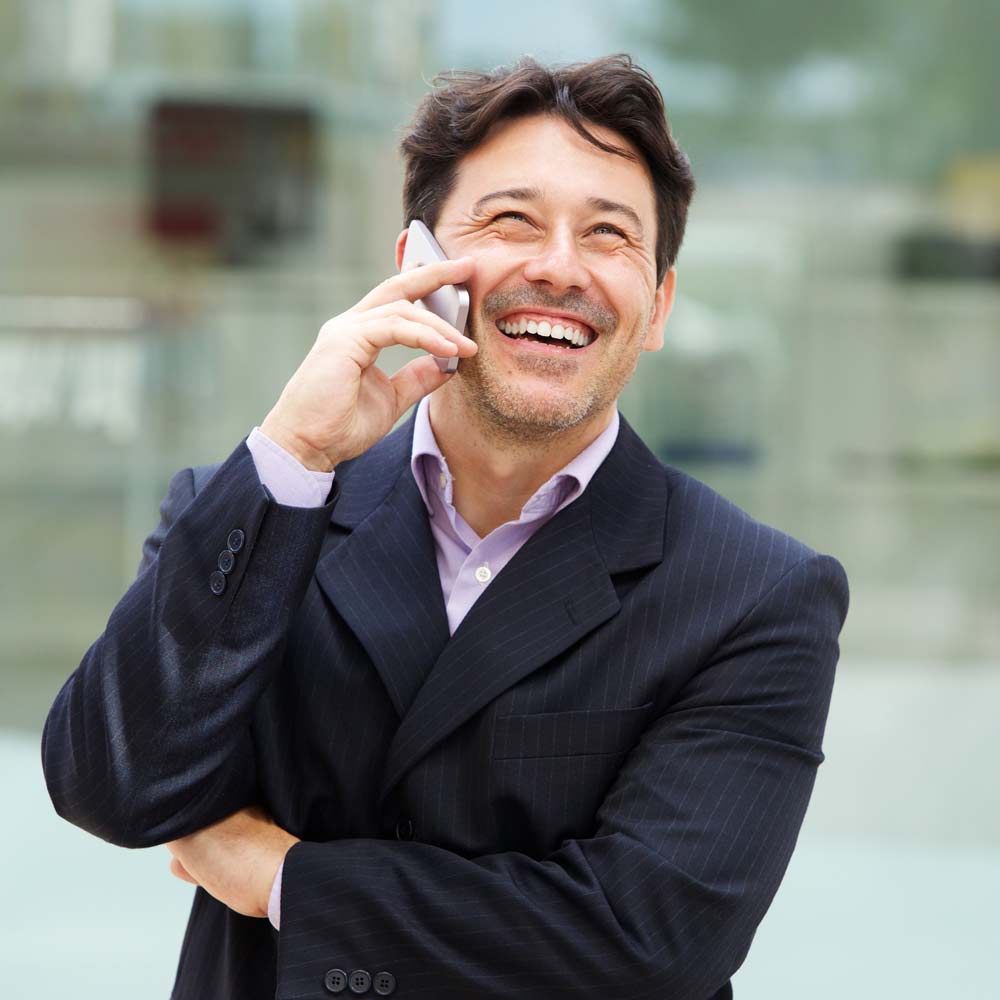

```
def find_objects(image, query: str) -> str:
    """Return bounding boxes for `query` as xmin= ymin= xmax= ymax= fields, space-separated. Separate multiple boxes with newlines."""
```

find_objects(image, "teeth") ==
xmin=498 ymin=315 xmax=594 ymax=347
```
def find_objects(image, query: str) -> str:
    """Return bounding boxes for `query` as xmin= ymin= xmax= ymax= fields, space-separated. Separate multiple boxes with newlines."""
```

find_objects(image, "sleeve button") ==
xmin=209 ymin=570 xmax=226 ymax=596
xmin=227 ymin=528 xmax=245 ymax=553
xmin=348 ymin=969 xmax=371 ymax=994
xmin=217 ymin=549 xmax=235 ymax=574
xmin=323 ymin=968 xmax=347 ymax=993
xmin=373 ymin=971 xmax=396 ymax=996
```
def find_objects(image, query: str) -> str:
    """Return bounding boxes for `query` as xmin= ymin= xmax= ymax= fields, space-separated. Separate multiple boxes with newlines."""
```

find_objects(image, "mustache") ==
xmin=478 ymin=287 xmax=617 ymax=335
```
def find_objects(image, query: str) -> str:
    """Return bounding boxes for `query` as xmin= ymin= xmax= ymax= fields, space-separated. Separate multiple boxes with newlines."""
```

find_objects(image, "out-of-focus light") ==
xmin=0 ymin=295 xmax=147 ymax=332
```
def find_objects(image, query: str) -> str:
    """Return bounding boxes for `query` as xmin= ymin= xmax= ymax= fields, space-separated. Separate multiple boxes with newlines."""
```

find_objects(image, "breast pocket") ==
xmin=489 ymin=702 xmax=655 ymax=854
xmin=492 ymin=701 xmax=655 ymax=760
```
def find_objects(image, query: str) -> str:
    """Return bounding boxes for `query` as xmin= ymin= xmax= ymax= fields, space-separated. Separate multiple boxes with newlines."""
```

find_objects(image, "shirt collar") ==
xmin=410 ymin=397 xmax=620 ymax=519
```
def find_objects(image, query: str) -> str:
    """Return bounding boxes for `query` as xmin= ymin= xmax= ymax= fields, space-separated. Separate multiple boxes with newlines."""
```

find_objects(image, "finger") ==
xmin=390 ymin=354 xmax=457 ymax=416
xmin=361 ymin=299 xmax=475 ymax=349
xmin=358 ymin=257 xmax=474 ymax=310
xmin=169 ymin=857 xmax=199 ymax=885
xmin=354 ymin=315 xmax=477 ymax=359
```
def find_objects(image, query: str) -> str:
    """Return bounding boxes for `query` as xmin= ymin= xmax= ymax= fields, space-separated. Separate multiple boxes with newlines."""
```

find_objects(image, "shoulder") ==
xmin=665 ymin=462 xmax=814 ymax=563
xmin=656 ymin=458 xmax=848 ymax=619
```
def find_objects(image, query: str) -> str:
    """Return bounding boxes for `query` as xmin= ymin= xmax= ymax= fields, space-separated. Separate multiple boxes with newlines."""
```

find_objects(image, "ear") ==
xmin=394 ymin=228 xmax=410 ymax=271
xmin=642 ymin=267 xmax=676 ymax=353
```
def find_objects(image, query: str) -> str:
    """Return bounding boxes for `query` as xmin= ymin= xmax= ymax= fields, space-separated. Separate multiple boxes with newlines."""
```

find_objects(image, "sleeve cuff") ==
xmin=268 ymin=858 xmax=284 ymax=931
xmin=247 ymin=426 xmax=335 ymax=508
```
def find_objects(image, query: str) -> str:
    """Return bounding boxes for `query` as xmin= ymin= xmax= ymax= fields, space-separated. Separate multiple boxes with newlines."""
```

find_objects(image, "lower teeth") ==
xmin=504 ymin=332 xmax=578 ymax=349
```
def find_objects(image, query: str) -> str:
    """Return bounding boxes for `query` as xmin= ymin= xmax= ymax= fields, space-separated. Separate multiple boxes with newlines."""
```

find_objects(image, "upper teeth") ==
xmin=498 ymin=316 xmax=593 ymax=347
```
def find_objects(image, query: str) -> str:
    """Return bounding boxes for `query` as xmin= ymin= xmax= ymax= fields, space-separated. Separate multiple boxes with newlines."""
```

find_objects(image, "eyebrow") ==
xmin=471 ymin=187 xmax=645 ymax=239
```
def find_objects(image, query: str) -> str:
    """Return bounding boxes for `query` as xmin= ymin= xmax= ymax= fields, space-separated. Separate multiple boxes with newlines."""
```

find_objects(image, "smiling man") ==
xmin=43 ymin=55 xmax=849 ymax=1000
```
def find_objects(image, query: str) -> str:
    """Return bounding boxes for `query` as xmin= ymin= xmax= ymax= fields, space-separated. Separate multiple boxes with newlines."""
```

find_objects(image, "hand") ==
xmin=260 ymin=257 xmax=478 ymax=471
xmin=165 ymin=806 xmax=299 ymax=919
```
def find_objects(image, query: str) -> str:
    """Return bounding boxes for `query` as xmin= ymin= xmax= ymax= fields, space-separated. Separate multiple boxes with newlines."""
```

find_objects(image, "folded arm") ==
xmin=263 ymin=553 xmax=849 ymax=1000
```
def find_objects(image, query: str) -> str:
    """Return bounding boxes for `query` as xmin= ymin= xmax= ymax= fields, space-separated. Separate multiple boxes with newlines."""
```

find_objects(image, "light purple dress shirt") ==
xmin=246 ymin=398 xmax=620 ymax=930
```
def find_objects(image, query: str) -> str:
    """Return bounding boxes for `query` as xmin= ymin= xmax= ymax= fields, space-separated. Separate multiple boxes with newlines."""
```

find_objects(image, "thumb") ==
xmin=390 ymin=354 xmax=456 ymax=416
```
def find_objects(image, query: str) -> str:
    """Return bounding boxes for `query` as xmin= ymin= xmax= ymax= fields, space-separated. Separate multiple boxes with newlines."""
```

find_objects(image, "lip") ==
xmin=491 ymin=319 xmax=597 ymax=356
xmin=494 ymin=308 xmax=599 ymax=340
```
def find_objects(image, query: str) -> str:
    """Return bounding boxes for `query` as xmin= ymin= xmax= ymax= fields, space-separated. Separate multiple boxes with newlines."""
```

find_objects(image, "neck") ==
xmin=427 ymin=386 xmax=614 ymax=537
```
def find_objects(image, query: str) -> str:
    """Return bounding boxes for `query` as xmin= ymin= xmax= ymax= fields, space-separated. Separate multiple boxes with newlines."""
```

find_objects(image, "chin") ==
xmin=475 ymin=382 xmax=599 ymax=438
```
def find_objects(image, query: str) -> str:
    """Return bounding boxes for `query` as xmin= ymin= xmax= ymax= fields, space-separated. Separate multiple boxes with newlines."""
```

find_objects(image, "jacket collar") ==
xmin=327 ymin=407 xmax=667 ymax=573
xmin=314 ymin=406 xmax=670 ymax=807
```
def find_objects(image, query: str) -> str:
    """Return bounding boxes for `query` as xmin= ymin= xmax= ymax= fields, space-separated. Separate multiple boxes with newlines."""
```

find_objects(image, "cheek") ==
xmin=472 ymin=246 xmax=522 ymax=286
xmin=597 ymin=273 xmax=652 ymax=328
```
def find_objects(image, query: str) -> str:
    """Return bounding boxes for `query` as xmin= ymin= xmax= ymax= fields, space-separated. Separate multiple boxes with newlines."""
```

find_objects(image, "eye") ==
xmin=592 ymin=223 xmax=626 ymax=237
xmin=493 ymin=211 xmax=531 ymax=223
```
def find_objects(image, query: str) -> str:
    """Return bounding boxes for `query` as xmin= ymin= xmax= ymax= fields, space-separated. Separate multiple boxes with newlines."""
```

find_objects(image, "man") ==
xmin=43 ymin=54 xmax=848 ymax=999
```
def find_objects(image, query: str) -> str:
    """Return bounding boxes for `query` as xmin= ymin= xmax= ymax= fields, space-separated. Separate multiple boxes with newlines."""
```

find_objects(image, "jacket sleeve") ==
xmin=274 ymin=553 xmax=849 ymax=1000
xmin=41 ymin=440 xmax=336 ymax=849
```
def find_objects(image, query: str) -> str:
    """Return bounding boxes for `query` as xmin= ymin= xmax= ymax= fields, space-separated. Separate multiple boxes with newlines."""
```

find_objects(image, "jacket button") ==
xmin=323 ymin=968 xmax=348 ymax=993
xmin=209 ymin=570 xmax=226 ymax=596
xmin=348 ymin=969 xmax=372 ymax=994
xmin=227 ymin=528 xmax=245 ymax=553
xmin=217 ymin=549 xmax=235 ymax=574
xmin=373 ymin=971 xmax=396 ymax=996
xmin=394 ymin=817 xmax=414 ymax=841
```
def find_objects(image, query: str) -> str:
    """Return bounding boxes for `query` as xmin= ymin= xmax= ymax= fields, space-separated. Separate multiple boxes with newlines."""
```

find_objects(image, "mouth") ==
xmin=493 ymin=311 xmax=598 ymax=351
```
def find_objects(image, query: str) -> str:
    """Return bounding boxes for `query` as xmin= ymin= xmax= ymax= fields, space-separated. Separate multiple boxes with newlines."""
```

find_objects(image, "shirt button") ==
xmin=474 ymin=564 xmax=492 ymax=583
xmin=438 ymin=472 xmax=447 ymax=489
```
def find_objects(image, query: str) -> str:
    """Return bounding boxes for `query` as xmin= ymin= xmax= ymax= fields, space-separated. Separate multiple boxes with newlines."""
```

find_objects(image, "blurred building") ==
xmin=2 ymin=3 xmax=998 ymax=998
xmin=0 ymin=0 xmax=437 ymax=714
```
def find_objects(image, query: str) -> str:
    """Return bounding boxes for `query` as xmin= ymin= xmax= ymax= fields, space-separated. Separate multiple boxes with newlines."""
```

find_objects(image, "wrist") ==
xmin=259 ymin=415 xmax=339 ymax=473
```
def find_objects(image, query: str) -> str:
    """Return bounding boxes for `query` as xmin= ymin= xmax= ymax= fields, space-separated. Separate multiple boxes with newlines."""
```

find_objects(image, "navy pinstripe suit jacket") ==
xmin=43 ymin=409 xmax=848 ymax=999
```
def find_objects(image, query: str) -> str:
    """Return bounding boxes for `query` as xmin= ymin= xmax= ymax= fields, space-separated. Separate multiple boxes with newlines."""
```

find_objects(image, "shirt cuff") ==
xmin=267 ymin=858 xmax=284 ymax=931
xmin=247 ymin=426 xmax=335 ymax=507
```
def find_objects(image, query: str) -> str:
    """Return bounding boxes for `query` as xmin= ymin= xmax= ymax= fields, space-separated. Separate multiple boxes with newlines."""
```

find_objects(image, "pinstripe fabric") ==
xmin=42 ymin=410 xmax=848 ymax=1000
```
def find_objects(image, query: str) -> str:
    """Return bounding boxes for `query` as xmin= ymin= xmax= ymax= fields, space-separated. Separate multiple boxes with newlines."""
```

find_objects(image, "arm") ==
xmin=41 ymin=441 xmax=336 ymax=849
xmin=272 ymin=553 xmax=848 ymax=1000
xmin=41 ymin=258 xmax=477 ymax=850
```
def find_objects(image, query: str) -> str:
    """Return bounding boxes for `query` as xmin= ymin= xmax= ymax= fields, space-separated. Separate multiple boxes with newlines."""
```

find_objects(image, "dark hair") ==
xmin=399 ymin=53 xmax=695 ymax=285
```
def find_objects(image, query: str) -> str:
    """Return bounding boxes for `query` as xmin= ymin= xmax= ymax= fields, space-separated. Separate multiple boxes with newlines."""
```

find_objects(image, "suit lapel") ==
xmin=377 ymin=415 xmax=670 ymax=809
xmin=315 ymin=415 xmax=451 ymax=719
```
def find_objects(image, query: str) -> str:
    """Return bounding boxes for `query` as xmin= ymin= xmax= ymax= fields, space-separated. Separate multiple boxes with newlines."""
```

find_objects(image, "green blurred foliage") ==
xmin=637 ymin=0 xmax=999 ymax=181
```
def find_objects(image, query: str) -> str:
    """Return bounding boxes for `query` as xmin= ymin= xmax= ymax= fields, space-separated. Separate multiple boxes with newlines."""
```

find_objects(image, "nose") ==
xmin=521 ymin=225 xmax=592 ymax=294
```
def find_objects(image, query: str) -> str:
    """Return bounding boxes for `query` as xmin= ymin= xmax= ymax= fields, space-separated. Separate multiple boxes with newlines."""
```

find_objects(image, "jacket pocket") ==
xmin=492 ymin=701 xmax=654 ymax=760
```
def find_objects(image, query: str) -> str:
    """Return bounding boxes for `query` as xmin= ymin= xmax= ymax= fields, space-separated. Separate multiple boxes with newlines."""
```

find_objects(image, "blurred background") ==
xmin=2 ymin=1 xmax=997 ymax=996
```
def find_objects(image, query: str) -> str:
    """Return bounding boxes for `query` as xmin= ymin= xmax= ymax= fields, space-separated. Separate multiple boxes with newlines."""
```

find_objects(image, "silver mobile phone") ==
xmin=400 ymin=219 xmax=470 ymax=374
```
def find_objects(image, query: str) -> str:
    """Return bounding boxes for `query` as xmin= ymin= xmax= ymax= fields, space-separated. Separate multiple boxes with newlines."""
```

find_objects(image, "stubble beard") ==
xmin=452 ymin=309 xmax=639 ymax=450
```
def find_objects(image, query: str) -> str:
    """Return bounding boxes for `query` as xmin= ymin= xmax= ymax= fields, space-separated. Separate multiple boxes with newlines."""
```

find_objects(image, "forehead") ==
xmin=443 ymin=113 xmax=657 ymax=226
